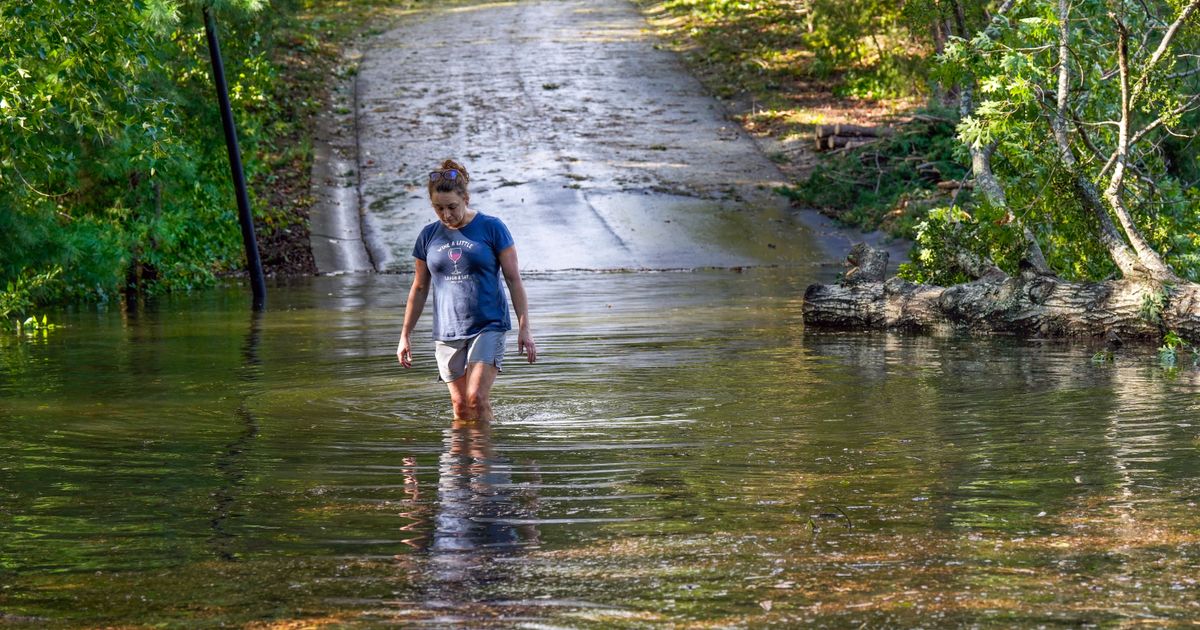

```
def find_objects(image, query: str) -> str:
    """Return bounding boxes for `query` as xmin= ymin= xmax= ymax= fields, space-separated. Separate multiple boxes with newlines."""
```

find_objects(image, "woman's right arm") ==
xmin=397 ymin=259 xmax=431 ymax=368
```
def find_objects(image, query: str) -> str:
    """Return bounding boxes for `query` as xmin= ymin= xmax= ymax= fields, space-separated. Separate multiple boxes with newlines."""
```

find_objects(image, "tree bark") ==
xmin=803 ymin=245 xmax=1200 ymax=340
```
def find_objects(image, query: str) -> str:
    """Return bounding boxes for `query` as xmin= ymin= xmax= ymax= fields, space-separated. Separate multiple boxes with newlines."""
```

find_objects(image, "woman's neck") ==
xmin=456 ymin=209 xmax=478 ymax=228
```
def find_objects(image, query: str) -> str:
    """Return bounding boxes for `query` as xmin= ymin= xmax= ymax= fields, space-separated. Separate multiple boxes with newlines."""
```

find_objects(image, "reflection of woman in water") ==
xmin=397 ymin=159 xmax=536 ymax=421
xmin=428 ymin=419 xmax=541 ymax=586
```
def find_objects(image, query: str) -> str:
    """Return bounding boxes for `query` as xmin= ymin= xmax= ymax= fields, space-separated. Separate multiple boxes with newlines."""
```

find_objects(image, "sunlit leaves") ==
xmin=656 ymin=0 xmax=935 ymax=99
xmin=138 ymin=0 xmax=183 ymax=33
xmin=956 ymin=115 xmax=993 ymax=149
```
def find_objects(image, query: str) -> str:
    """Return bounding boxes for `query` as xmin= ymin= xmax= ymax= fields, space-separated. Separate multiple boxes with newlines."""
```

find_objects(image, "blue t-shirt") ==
xmin=412 ymin=212 xmax=515 ymax=341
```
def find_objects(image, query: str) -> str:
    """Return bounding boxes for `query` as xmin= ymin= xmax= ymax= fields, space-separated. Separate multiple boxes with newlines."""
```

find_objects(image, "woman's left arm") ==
xmin=499 ymin=245 xmax=536 ymax=363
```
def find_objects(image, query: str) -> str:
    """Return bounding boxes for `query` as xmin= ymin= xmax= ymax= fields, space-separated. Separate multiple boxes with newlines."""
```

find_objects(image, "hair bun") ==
xmin=440 ymin=159 xmax=469 ymax=183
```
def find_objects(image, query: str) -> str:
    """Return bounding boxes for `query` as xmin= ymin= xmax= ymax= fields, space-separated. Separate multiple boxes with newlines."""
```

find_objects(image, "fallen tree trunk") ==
xmin=803 ymin=244 xmax=1200 ymax=340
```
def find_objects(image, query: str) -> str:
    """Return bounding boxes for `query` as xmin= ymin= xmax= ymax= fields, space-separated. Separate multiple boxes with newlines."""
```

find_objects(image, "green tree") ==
xmin=906 ymin=0 xmax=1200 ymax=285
xmin=0 ymin=0 xmax=273 ymax=305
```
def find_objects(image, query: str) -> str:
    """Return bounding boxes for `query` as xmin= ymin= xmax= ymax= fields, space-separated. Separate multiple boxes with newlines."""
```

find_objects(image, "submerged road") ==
xmin=313 ymin=0 xmax=865 ymax=274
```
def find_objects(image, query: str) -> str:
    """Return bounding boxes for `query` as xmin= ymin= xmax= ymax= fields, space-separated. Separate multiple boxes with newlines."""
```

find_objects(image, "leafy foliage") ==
xmin=0 ymin=0 xmax=346 ymax=309
xmin=898 ymin=0 xmax=1200 ymax=284
xmin=781 ymin=112 xmax=966 ymax=237
xmin=0 ymin=1 xmax=271 ymax=304
xmin=0 ymin=266 xmax=61 ymax=333
xmin=804 ymin=0 xmax=930 ymax=99
xmin=1158 ymin=330 xmax=1188 ymax=365
xmin=767 ymin=0 xmax=1200 ymax=288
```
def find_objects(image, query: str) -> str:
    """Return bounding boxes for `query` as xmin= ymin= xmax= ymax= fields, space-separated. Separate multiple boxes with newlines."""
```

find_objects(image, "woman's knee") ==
xmin=448 ymin=389 xmax=472 ymax=417
xmin=465 ymin=390 xmax=489 ymax=411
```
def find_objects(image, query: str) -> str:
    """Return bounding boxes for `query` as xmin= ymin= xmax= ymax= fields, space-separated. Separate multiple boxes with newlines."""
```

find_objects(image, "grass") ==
xmin=635 ymin=0 xmax=921 ymax=141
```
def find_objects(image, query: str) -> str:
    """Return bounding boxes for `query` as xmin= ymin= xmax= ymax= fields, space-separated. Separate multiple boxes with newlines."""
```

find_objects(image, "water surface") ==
xmin=2 ymin=270 xmax=1200 ymax=627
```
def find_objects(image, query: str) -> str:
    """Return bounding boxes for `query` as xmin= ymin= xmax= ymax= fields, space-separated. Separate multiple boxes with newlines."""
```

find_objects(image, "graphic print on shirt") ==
xmin=436 ymin=240 xmax=477 ymax=284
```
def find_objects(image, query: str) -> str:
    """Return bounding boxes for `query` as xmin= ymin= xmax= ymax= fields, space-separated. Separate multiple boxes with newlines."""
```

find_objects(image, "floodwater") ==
xmin=3 ymin=269 xmax=1200 ymax=628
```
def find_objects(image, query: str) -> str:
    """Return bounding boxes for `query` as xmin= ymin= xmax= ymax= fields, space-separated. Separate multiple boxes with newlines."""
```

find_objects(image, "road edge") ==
xmin=307 ymin=48 xmax=376 ymax=275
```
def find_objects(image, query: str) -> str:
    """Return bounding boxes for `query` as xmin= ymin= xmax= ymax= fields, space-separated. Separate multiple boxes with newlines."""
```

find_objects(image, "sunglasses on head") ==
xmin=429 ymin=169 xmax=460 ymax=182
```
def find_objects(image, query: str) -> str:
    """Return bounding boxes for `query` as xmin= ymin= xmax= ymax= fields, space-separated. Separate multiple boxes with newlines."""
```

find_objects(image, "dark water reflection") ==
xmin=2 ymin=270 xmax=1200 ymax=627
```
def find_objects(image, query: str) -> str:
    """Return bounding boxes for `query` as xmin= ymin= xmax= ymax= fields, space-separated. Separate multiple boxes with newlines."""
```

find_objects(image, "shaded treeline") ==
xmin=0 ymin=0 xmax=408 ymax=324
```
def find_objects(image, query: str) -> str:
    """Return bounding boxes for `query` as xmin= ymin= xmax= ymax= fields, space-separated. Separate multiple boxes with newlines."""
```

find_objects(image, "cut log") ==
xmin=815 ymin=123 xmax=896 ymax=139
xmin=936 ymin=180 xmax=974 ymax=190
xmin=803 ymin=244 xmax=1200 ymax=340
xmin=819 ymin=135 xmax=876 ymax=151
xmin=916 ymin=162 xmax=942 ymax=183
xmin=910 ymin=113 xmax=953 ymax=124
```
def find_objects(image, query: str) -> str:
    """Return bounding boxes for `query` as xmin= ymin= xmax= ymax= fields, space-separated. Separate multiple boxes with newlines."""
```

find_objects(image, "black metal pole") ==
xmin=204 ymin=6 xmax=266 ymax=310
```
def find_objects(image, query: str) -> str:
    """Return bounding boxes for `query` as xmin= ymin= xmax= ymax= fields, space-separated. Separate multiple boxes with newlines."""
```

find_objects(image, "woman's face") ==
xmin=431 ymin=191 xmax=469 ymax=229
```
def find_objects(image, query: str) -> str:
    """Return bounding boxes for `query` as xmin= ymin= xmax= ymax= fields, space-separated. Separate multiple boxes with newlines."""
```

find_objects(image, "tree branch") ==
xmin=1137 ymin=92 xmax=1200 ymax=142
xmin=1104 ymin=15 xmax=1177 ymax=280
xmin=951 ymin=0 xmax=1052 ymax=275
xmin=1074 ymin=112 xmax=1164 ymax=197
xmin=1053 ymin=0 xmax=1071 ymax=152
xmin=1052 ymin=0 xmax=1154 ymax=280
xmin=1131 ymin=0 xmax=1200 ymax=106
xmin=1107 ymin=15 xmax=1132 ymax=201
xmin=1072 ymin=113 xmax=1108 ymax=163
xmin=1167 ymin=65 xmax=1200 ymax=81
xmin=1097 ymin=92 xmax=1200 ymax=178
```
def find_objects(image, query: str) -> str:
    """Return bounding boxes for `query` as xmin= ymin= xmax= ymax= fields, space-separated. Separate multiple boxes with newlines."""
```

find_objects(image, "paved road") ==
xmin=318 ymin=0 xmax=857 ymax=274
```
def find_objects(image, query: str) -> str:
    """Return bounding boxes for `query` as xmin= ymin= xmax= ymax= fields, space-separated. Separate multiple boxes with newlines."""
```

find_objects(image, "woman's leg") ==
xmin=463 ymin=361 xmax=500 ymax=421
xmin=445 ymin=376 xmax=472 ymax=420
xmin=445 ymin=364 xmax=498 ymax=420
xmin=444 ymin=332 xmax=504 ymax=421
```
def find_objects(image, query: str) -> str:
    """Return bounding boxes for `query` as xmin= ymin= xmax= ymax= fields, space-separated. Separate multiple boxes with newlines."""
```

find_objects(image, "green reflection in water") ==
xmin=1 ymin=271 xmax=1199 ymax=627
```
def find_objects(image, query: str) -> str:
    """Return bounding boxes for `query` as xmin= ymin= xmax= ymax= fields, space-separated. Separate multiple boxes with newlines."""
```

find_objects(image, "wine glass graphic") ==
xmin=448 ymin=248 xmax=463 ymax=273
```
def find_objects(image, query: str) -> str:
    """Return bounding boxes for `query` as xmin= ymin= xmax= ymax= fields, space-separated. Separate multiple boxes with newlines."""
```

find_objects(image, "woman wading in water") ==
xmin=397 ymin=159 xmax=536 ymax=421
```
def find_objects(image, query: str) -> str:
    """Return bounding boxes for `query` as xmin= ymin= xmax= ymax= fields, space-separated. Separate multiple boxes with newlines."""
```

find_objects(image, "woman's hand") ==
xmin=518 ymin=328 xmax=537 ymax=363
xmin=398 ymin=260 xmax=430 ymax=370
xmin=397 ymin=336 xmax=413 ymax=368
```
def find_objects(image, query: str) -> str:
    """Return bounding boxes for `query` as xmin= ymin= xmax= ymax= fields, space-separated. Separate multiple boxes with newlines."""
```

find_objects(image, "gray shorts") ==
xmin=434 ymin=330 xmax=506 ymax=382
